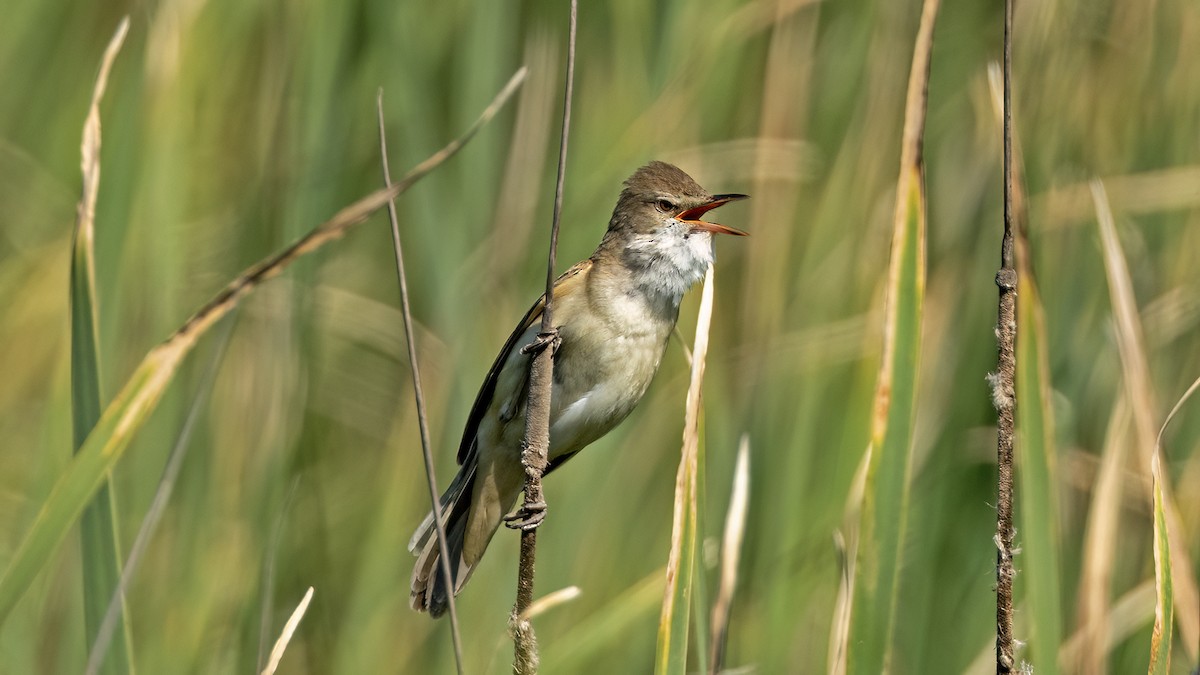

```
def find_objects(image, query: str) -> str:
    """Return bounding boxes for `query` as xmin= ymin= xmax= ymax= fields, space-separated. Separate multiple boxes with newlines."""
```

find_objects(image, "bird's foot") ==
xmin=503 ymin=500 xmax=547 ymax=531
xmin=520 ymin=329 xmax=560 ymax=356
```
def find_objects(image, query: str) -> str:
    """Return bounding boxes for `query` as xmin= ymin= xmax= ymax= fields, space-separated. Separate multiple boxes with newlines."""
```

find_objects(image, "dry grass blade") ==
xmin=844 ymin=0 xmax=937 ymax=671
xmin=377 ymin=89 xmax=464 ymax=674
xmin=260 ymin=586 xmax=314 ymax=675
xmin=656 ymin=263 xmax=717 ymax=675
xmin=1092 ymin=181 xmax=1199 ymax=666
xmin=0 ymin=68 xmax=527 ymax=624
xmin=709 ymin=434 xmax=750 ymax=674
xmin=77 ymin=16 xmax=128 ymax=241
xmin=522 ymin=586 xmax=583 ymax=622
xmin=72 ymin=18 xmax=132 ymax=675
xmin=1074 ymin=396 xmax=1131 ymax=675
xmin=1156 ymin=375 xmax=1200 ymax=450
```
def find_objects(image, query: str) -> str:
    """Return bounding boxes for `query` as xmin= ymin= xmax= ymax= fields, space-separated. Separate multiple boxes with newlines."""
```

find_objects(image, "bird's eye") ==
xmin=655 ymin=199 xmax=675 ymax=214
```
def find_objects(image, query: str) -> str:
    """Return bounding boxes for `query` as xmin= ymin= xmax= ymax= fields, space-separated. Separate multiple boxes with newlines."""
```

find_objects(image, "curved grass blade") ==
xmin=0 ymin=68 xmax=526 ymax=625
xmin=71 ymin=17 xmax=132 ymax=675
xmin=1093 ymin=181 xmax=1199 ymax=670
xmin=656 ymin=263 xmax=716 ymax=675
xmin=845 ymin=0 xmax=937 ymax=671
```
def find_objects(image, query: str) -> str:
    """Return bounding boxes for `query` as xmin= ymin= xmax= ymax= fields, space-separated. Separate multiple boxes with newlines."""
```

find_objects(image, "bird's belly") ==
xmin=545 ymin=326 xmax=665 ymax=459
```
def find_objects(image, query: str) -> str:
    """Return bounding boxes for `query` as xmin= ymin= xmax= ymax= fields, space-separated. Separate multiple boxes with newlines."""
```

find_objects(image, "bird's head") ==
xmin=603 ymin=161 xmax=748 ymax=298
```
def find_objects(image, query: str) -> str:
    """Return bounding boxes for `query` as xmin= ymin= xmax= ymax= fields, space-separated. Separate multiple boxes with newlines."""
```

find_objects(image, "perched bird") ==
xmin=409 ymin=161 xmax=748 ymax=616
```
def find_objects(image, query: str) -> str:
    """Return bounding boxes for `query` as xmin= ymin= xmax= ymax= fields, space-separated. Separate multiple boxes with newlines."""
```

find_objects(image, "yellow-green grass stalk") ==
xmin=0 ymin=69 xmax=526 ymax=625
xmin=71 ymin=18 xmax=132 ymax=675
xmin=656 ymin=263 xmax=716 ymax=675
xmin=989 ymin=62 xmax=1064 ymax=673
xmin=1146 ymin=456 xmax=1172 ymax=675
xmin=843 ymin=0 xmax=937 ymax=671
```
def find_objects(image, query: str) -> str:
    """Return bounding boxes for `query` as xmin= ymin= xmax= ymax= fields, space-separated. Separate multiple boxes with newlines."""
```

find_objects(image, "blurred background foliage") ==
xmin=1 ymin=0 xmax=1198 ymax=672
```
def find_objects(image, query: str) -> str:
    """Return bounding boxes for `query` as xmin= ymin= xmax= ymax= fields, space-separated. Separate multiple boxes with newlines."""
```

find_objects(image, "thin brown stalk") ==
xmin=993 ymin=0 xmax=1018 ymax=671
xmin=509 ymin=2 xmax=577 ymax=674
xmin=376 ymin=91 xmax=465 ymax=674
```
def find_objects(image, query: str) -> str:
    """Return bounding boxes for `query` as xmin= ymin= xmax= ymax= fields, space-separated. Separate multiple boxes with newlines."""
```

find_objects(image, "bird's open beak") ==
xmin=677 ymin=194 xmax=750 ymax=236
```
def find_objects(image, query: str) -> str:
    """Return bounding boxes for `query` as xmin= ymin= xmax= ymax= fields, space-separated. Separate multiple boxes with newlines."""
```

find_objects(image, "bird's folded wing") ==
xmin=455 ymin=259 xmax=593 ymax=465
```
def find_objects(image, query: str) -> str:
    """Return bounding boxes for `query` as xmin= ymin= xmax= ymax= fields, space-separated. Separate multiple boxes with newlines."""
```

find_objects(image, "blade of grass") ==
xmin=1146 ymin=455 xmax=1172 ymax=675
xmin=1093 ymin=181 xmax=1199 ymax=668
xmin=260 ymin=586 xmax=314 ymax=675
xmin=84 ymin=316 xmax=234 ymax=675
xmin=71 ymin=17 xmax=132 ymax=675
xmin=656 ymin=263 xmax=716 ymax=675
xmin=1074 ymin=395 xmax=1131 ymax=675
xmin=1148 ymin=376 xmax=1200 ymax=673
xmin=988 ymin=61 xmax=1064 ymax=674
xmin=710 ymin=434 xmax=750 ymax=674
xmin=0 ymin=69 xmax=527 ymax=625
xmin=845 ymin=0 xmax=938 ymax=671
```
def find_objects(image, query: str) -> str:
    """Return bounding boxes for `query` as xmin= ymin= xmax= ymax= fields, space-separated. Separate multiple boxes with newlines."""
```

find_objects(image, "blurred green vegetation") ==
xmin=1 ymin=0 xmax=1198 ymax=673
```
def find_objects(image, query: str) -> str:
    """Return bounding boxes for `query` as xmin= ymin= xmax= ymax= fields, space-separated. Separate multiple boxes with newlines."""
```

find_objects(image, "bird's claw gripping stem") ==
xmin=520 ymin=329 xmax=560 ymax=356
xmin=503 ymin=501 xmax=547 ymax=531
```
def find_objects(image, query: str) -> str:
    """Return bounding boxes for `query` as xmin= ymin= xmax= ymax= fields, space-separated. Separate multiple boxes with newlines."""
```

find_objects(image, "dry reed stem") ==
xmin=993 ymin=0 xmax=1019 ymax=670
xmin=511 ymin=3 xmax=576 ymax=673
xmin=658 ymin=263 xmax=717 ymax=670
xmin=377 ymin=91 xmax=464 ymax=674
xmin=260 ymin=586 xmax=314 ymax=675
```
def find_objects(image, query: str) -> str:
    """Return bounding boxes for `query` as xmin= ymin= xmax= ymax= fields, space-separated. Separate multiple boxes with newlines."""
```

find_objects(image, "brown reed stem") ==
xmin=511 ymin=2 xmax=577 ymax=673
xmin=376 ymin=91 xmax=465 ymax=675
xmin=994 ymin=0 xmax=1018 ymax=671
